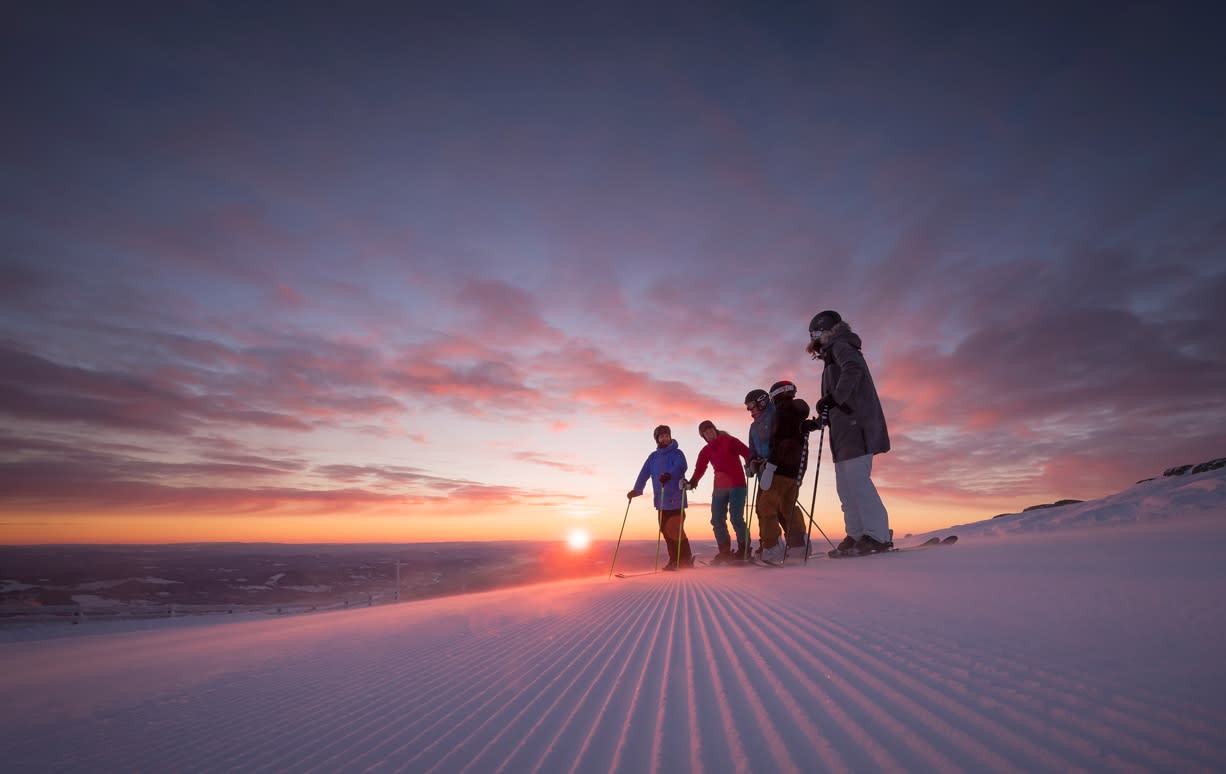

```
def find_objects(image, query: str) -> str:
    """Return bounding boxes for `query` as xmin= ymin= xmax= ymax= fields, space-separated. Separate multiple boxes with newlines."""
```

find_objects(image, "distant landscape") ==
xmin=0 ymin=541 xmax=645 ymax=625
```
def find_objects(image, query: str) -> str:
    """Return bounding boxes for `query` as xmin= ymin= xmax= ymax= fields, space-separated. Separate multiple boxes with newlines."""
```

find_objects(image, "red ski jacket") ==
xmin=690 ymin=432 xmax=752 ymax=490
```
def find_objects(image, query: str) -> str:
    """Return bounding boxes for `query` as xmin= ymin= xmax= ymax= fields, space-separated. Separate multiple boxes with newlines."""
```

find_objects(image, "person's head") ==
xmin=768 ymin=380 xmax=797 ymax=406
xmin=744 ymin=388 xmax=769 ymax=418
xmin=698 ymin=419 xmax=717 ymax=443
xmin=653 ymin=424 xmax=672 ymax=447
xmin=807 ymin=310 xmax=842 ymax=357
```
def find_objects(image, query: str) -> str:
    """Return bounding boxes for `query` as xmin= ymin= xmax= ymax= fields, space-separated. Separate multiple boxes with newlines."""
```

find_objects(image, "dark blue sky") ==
xmin=2 ymin=2 xmax=1224 ymax=542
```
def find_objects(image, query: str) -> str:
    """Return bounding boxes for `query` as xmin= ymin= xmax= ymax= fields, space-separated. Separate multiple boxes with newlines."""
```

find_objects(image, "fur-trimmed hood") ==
xmin=807 ymin=320 xmax=862 ymax=360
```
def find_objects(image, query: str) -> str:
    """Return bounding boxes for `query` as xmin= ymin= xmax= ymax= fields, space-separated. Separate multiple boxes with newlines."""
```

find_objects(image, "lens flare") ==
xmin=566 ymin=528 xmax=590 ymax=551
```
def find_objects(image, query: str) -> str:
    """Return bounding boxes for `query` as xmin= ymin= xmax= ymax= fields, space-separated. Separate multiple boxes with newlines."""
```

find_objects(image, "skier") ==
xmin=627 ymin=425 xmax=693 ymax=570
xmin=804 ymin=310 xmax=893 ymax=555
xmin=755 ymin=380 xmax=811 ymax=563
xmin=743 ymin=388 xmax=772 ymax=560
xmin=744 ymin=388 xmax=774 ymax=465
xmin=686 ymin=420 xmax=753 ymax=564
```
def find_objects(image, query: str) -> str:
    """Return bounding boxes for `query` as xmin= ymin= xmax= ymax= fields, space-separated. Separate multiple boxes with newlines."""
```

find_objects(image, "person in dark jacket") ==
xmin=805 ymin=311 xmax=893 ymax=555
xmin=628 ymin=425 xmax=692 ymax=570
xmin=755 ymin=380 xmax=810 ymax=564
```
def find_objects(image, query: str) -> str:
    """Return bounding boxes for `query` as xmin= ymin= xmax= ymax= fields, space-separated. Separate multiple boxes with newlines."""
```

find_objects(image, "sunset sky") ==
xmin=3 ymin=2 xmax=1223 ymax=545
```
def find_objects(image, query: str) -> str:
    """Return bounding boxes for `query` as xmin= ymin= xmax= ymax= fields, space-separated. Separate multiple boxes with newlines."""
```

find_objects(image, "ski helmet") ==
xmin=653 ymin=424 xmax=671 ymax=441
xmin=808 ymin=310 xmax=842 ymax=337
xmin=768 ymin=380 xmax=796 ymax=400
xmin=744 ymin=389 xmax=769 ymax=411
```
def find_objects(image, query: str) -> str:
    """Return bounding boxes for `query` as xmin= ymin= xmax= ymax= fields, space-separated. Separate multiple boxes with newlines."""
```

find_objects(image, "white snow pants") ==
xmin=834 ymin=453 xmax=891 ymax=543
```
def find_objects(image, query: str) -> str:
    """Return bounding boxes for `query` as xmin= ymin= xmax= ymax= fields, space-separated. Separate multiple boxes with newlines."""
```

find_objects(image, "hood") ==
xmin=816 ymin=321 xmax=862 ymax=357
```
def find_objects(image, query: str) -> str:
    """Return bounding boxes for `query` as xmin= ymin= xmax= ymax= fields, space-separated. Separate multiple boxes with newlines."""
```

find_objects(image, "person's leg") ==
xmin=834 ymin=458 xmax=865 ymax=540
xmin=709 ymin=488 xmax=731 ymax=551
xmin=728 ymin=486 xmax=747 ymax=556
xmin=842 ymin=454 xmax=890 ymax=543
xmin=659 ymin=509 xmax=680 ymax=566
xmin=679 ymin=509 xmax=692 ymax=563
xmin=755 ymin=487 xmax=783 ymax=549
xmin=775 ymin=475 xmax=804 ymax=547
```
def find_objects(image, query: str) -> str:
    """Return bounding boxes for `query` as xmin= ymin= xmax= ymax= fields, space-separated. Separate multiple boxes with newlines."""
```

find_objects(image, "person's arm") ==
xmin=731 ymin=435 xmax=752 ymax=464
xmin=689 ymin=447 xmax=710 ymax=487
xmin=831 ymin=340 xmax=866 ymax=407
xmin=670 ymin=450 xmax=688 ymax=483
xmin=630 ymin=456 xmax=652 ymax=495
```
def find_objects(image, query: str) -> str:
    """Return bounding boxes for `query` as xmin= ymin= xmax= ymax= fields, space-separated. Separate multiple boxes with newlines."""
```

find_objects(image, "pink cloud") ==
xmin=454 ymin=278 xmax=565 ymax=347
xmin=512 ymin=451 xmax=595 ymax=476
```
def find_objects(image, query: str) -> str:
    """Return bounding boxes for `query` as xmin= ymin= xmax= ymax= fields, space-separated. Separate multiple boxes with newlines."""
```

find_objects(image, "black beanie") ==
xmin=809 ymin=310 xmax=842 ymax=332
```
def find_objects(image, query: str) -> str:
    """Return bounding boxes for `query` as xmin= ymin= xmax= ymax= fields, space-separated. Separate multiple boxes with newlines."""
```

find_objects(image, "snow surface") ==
xmin=1 ymin=469 xmax=1224 ymax=772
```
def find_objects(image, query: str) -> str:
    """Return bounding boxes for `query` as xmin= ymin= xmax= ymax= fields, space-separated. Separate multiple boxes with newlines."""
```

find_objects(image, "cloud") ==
xmin=0 ymin=435 xmax=582 ymax=517
xmin=454 ymin=279 xmax=565 ymax=347
xmin=512 ymin=452 xmax=595 ymax=476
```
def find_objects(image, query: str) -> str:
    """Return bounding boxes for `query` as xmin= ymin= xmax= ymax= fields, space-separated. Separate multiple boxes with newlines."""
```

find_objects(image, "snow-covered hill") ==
xmin=1 ymin=468 xmax=1224 ymax=772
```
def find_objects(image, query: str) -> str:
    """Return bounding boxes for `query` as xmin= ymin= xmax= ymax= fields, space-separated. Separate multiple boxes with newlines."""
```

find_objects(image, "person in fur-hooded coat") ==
xmin=806 ymin=311 xmax=893 ymax=554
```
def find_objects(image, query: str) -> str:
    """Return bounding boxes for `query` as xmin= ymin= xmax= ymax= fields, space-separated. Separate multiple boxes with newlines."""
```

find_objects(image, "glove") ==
xmin=684 ymin=478 xmax=696 ymax=491
xmin=801 ymin=417 xmax=823 ymax=433
xmin=627 ymin=490 xmax=641 ymax=500
xmin=759 ymin=462 xmax=777 ymax=491
xmin=750 ymin=458 xmax=766 ymax=474
xmin=659 ymin=472 xmax=672 ymax=484
xmin=817 ymin=395 xmax=850 ymax=415
xmin=743 ymin=462 xmax=754 ymax=478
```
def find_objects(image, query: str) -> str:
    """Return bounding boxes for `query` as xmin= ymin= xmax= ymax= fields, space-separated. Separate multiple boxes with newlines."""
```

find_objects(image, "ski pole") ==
xmin=654 ymin=504 xmax=664 ymax=572
xmin=805 ymin=422 xmax=833 ymax=563
xmin=799 ymin=502 xmax=836 ymax=551
xmin=746 ymin=477 xmax=758 ymax=558
xmin=609 ymin=498 xmax=633 ymax=579
xmin=677 ymin=478 xmax=687 ymax=568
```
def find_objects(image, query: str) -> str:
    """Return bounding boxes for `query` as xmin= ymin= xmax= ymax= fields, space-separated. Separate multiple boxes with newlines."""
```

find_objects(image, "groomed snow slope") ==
xmin=2 ymin=469 xmax=1224 ymax=772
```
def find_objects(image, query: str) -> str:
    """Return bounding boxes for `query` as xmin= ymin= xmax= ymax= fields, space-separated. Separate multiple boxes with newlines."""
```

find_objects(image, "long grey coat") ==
xmin=816 ymin=322 xmax=891 ymax=463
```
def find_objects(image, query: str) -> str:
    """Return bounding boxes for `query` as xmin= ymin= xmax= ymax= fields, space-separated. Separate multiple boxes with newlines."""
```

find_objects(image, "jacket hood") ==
xmin=815 ymin=320 xmax=862 ymax=357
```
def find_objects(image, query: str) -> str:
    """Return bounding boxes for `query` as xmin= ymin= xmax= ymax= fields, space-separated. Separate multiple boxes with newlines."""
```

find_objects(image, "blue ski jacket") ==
xmin=632 ymin=440 xmax=689 ymax=511
xmin=748 ymin=403 xmax=775 ymax=459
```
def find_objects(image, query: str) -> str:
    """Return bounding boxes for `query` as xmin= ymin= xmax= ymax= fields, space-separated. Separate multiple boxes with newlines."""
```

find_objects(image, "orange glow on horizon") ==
xmin=0 ymin=488 xmax=1013 ymax=546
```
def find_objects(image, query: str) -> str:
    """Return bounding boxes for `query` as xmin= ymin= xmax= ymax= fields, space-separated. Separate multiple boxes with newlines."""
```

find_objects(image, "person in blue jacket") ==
xmin=628 ymin=424 xmax=692 ymax=570
xmin=744 ymin=388 xmax=775 ymax=464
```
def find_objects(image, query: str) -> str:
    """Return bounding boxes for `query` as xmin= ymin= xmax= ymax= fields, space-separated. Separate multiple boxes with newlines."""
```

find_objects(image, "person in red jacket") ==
xmin=687 ymin=420 xmax=754 ymax=564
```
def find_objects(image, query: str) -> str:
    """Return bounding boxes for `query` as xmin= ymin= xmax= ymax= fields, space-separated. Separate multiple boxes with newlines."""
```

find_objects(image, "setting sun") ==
xmin=566 ymin=529 xmax=590 ymax=551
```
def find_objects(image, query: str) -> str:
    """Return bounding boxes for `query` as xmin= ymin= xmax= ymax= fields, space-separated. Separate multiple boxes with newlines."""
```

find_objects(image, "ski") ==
xmin=827 ymin=535 xmax=958 ymax=559
xmin=613 ymin=570 xmax=656 ymax=578
xmin=749 ymin=557 xmax=785 ymax=568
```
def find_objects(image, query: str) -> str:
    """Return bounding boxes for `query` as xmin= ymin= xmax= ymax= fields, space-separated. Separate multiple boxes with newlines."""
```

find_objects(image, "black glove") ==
xmin=817 ymin=395 xmax=850 ymax=415
xmin=801 ymin=417 xmax=822 ymax=433
xmin=659 ymin=472 xmax=672 ymax=484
